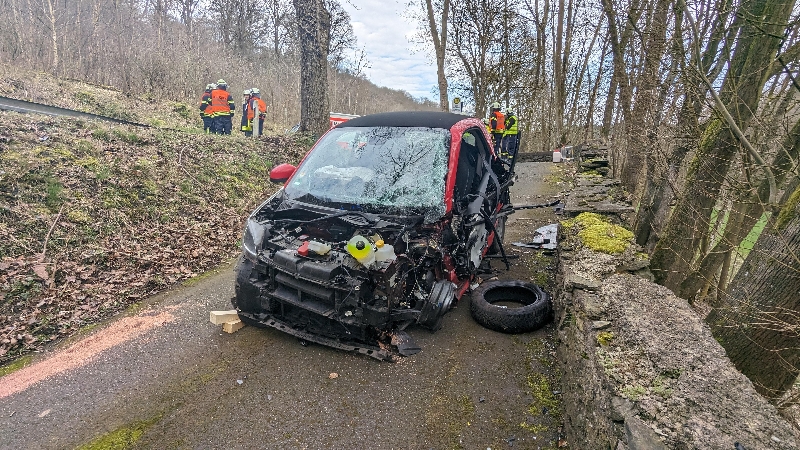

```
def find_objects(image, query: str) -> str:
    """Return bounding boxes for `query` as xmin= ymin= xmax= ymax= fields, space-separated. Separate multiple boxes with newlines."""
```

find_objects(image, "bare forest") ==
xmin=412 ymin=0 xmax=800 ymax=417
xmin=2 ymin=0 xmax=800 ymax=421
xmin=0 ymin=0 xmax=438 ymax=126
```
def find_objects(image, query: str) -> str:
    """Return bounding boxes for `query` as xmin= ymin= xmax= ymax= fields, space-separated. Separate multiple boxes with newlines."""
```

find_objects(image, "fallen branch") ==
xmin=39 ymin=203 xmax=65 ymax=261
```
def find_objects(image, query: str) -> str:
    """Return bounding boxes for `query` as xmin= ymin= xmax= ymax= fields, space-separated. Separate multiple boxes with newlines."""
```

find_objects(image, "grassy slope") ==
xmin=0 ymin=77 xmax=308 ymax=363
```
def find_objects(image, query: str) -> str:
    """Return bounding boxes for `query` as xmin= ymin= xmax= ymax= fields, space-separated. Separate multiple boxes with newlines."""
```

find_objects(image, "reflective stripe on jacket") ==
xmin=207 ymin=89 xmax=235 ymax=117
xmin=504 ymin=115 xmax=518 ymax=135
xmin=199 ymin=91 xmax=212 ymax=117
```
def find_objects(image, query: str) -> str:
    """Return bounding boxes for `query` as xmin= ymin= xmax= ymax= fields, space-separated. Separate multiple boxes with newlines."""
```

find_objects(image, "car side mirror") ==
xmin=269 ymin=163 xmax=296 ymax=184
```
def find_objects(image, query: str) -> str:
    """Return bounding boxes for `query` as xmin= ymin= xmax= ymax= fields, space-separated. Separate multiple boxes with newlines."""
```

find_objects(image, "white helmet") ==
xmin=506 ymin=108 xmax=514 ymax=115
xmin=250 ymin=88 xmax=260 ymax=95
xmin=491 ymin=102 xmax=501 ymax=109
xmin=243 ymin=89 xmax=251 ymax=95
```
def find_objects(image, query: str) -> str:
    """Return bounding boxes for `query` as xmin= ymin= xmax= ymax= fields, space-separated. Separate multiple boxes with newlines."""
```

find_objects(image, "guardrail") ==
xmin=0 ymin=95 xmax=151 ymax=128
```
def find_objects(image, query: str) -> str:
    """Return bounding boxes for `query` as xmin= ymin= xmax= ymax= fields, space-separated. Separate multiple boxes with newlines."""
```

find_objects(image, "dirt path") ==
xmin=0 ymin=161 xmax=564 ymax=450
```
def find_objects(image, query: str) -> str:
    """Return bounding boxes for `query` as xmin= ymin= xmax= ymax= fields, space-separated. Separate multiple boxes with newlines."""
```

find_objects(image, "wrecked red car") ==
xmin=233 ymin=111 xmax=514 ymax=360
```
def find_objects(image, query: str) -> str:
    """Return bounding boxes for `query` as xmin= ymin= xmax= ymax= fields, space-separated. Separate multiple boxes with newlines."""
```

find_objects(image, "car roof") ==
xmin=336 ymin=111 xmax=472 ymax=130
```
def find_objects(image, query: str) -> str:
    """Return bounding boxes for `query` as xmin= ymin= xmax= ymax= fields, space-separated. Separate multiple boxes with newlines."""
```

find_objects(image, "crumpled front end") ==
xmin=233 ymin=196 xmax=457 ymax=360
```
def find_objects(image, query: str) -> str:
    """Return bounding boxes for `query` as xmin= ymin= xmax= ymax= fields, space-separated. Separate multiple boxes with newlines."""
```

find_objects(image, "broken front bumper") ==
xmin=233 ymin=249 xmax=424 ymax=361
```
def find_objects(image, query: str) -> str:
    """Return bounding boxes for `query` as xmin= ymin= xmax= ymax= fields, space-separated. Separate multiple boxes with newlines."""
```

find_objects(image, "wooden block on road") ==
xmin=210 ymin=310 xmax=240 ymax=325
xmin=223 ymin=319 xmax=245 ymax=334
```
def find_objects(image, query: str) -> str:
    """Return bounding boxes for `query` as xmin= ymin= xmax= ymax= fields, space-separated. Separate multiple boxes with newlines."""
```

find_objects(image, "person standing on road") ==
xmin=502 ymin=108 xmax=519 ymax=160
xmin=241 ymin=89 xmax=252 ymax=135
xmin=248 ymin=88 xmax=267 ymax=137
xmin=489 ymin=102 xmax=505 ymax=151
xmin=199 ymin=83 xmax=216 ymax=133
xmin=209 ymin=79 xmax=235 ymax=134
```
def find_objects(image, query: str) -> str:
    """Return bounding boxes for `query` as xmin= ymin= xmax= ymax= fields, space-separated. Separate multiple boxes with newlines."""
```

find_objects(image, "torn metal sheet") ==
xmin=512 ymin=223 xmax=558 ymax=250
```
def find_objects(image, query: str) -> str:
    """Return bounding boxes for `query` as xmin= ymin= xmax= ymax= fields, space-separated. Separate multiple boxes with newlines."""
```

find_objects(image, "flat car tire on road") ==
xmin=470 ymin=280 xmax=552 ymax=333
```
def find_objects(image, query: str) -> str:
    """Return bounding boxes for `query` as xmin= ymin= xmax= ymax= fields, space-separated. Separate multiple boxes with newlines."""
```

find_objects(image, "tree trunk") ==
xmin=679 ymin=111 xmax=800 ymax=300
xmin=425 ymin=0 xmax=450 ymax=111
xmin=650 ymin=0 xmax=794 ymax=292
xmin=45 ymin=0 xmax=58 ymax=74
xmin=706 ymin=184 xmax=800 ymax=399
xmin=622 ymin=0 xmax=669 ymax=196
xmin=294 ymin=0 xmax=331 ymax=137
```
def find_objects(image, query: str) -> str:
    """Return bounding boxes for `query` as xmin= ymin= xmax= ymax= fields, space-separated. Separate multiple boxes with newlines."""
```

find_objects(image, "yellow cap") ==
xmin=375 ymin=239 xmax=384 ymax=248
xmin=346 ymin=235 xmax=373 ymax=261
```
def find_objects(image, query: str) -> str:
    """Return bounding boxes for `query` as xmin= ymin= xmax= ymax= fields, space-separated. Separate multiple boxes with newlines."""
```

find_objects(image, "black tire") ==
xmin=470 ymin=280 xmax=552 ymax=333
xmin=488 ymin=215 xmax=507 ymax=255
xmin=418 ymin=280 xmax=456 ymax=331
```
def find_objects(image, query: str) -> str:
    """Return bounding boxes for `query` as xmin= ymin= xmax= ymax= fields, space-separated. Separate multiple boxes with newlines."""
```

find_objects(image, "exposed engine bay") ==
xmin=235 ymin=189 xmax=511 ymax=360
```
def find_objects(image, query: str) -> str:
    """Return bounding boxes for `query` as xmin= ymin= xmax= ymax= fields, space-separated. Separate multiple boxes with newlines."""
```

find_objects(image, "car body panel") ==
xmin=235 ymin=112 xmax=514 ymax=360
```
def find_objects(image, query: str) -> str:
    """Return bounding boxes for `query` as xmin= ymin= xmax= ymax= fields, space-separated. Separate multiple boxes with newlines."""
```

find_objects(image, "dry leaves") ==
xmin=0 ymin=111 xmax=307 ymax=363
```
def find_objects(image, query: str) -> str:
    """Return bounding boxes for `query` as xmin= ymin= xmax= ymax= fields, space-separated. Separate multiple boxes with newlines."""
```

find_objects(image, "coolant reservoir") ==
xmin=346 ymin=235 xmax=375 ymax=267
xmin=374 ymin=239 xmax=395 ymax=263
xmin=307 ymin=240 xmax=331 ymax=255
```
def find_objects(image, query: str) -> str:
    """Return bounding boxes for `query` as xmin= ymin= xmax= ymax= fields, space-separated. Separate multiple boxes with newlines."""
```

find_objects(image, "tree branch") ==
xmin=679 ymin=0 xmax=778 ymax=207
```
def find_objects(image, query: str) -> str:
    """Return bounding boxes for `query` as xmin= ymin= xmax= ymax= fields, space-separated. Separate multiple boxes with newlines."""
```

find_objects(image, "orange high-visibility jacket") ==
xmin=199 ymin=91 xmax=212 ymax=117
xmin=247 ymin=97 xmax=267 ymax=120
xmin=490 ymin=111 xmax=505 ymax=133
xmin=207 ymin=89 xmax=234 ymax=116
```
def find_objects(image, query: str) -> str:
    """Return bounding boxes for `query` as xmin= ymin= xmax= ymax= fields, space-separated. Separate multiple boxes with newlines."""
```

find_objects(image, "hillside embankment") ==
xmin=555 ymin=173 xmax=799 ymax=449
xmin=0 ymin=79 xmax=309 ymax=364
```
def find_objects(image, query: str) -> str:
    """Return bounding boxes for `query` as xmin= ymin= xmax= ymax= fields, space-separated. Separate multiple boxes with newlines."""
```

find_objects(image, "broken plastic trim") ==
xmin=237 ymin=311 xmax=398 ymax=361
xmin=512 ymin=199 xmax=562 ymax=210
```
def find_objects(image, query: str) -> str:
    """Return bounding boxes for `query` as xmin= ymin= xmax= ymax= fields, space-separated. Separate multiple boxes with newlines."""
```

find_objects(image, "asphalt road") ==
xmin=0 ymin=161 xmax=564 ymax=450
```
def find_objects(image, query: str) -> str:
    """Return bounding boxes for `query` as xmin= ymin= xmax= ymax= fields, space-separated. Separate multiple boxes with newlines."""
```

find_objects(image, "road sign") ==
xmin=451 ymin=97 xmax=463 ymax=113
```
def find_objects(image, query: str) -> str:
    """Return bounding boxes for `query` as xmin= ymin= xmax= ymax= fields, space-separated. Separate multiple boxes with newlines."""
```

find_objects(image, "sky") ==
xmin=341 ymin=0 xmax=438 ymax=101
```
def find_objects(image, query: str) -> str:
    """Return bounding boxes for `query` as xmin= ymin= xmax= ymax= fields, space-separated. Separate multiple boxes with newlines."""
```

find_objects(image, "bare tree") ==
xmin=651 ymin=0 xmax=795 ymax=293
xmin=706 ymin=183 xmax=800 ymax=399
xmin=424 ymin=0 xmax=450 ymax=111
xmin=294 ymin=0 xmax=331 ymax=136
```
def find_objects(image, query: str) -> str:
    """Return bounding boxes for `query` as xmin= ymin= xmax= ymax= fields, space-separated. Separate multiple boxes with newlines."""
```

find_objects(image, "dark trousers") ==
xmin=214 ymin=115 xmax=232 ymax=134
xmin=502 ymin=134 xmax=519 ymax=158
xmin=492 ymin=132 xmax=503 ymax=151
xmin=202 ymin=116 xmax=213 ymax=133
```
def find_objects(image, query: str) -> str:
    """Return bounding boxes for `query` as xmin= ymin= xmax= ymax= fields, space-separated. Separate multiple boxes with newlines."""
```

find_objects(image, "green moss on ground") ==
xmin=77 ymin=414 xmax=162 ymax=450
xmin=0 ymin=355 xmax=33 ymax=377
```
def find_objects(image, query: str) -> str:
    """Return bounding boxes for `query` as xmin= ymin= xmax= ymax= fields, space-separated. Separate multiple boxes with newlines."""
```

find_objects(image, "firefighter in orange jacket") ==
xmin=199 ymin=83 xmax=215 ymax=133
xmin=489 ymin=102 xmax=505 ymax=150
xmin=247 ymin=88 xmax=267 ymax=137
xmin=240 ymin=89 xmax=252 ymax=135
xmin=207 ymin=79 xmax=235 ymax=134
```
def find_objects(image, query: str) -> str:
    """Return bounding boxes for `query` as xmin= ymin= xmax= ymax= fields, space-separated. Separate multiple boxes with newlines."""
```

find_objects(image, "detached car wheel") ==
xmin=470 ymin=280 xmax=552 ymax=333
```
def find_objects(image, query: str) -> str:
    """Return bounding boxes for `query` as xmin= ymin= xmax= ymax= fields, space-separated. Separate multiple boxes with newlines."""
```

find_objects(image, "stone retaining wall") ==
xmin=555 ymin=188 xmax=799 ymax=448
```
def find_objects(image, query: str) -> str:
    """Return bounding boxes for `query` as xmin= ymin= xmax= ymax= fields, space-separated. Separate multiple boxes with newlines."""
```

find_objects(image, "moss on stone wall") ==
xmin=561 ymin=212 xmax=634 ymax=254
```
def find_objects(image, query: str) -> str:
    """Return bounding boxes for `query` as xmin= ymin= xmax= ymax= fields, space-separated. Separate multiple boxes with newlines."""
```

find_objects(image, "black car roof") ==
xmin=336 ymin=111 xmax=472 ymax=129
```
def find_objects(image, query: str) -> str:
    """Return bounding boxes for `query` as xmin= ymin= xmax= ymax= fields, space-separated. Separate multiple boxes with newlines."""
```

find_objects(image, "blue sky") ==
xmin=341 ymin=0 xmax=438 ymax=101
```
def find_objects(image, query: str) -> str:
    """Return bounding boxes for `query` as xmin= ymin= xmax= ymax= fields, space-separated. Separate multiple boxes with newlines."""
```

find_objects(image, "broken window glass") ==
xmin=285 ymin=126 xmax=450 ymax=220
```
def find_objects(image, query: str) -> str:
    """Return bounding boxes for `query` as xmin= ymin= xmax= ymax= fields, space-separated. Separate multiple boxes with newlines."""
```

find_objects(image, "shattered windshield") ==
xmin=284 ymin=126 xmax=450 ymax=220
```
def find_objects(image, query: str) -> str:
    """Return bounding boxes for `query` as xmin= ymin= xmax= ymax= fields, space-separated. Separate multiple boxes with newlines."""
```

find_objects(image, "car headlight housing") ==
xmin=242 ymin=218 xmax=266 ymax=262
